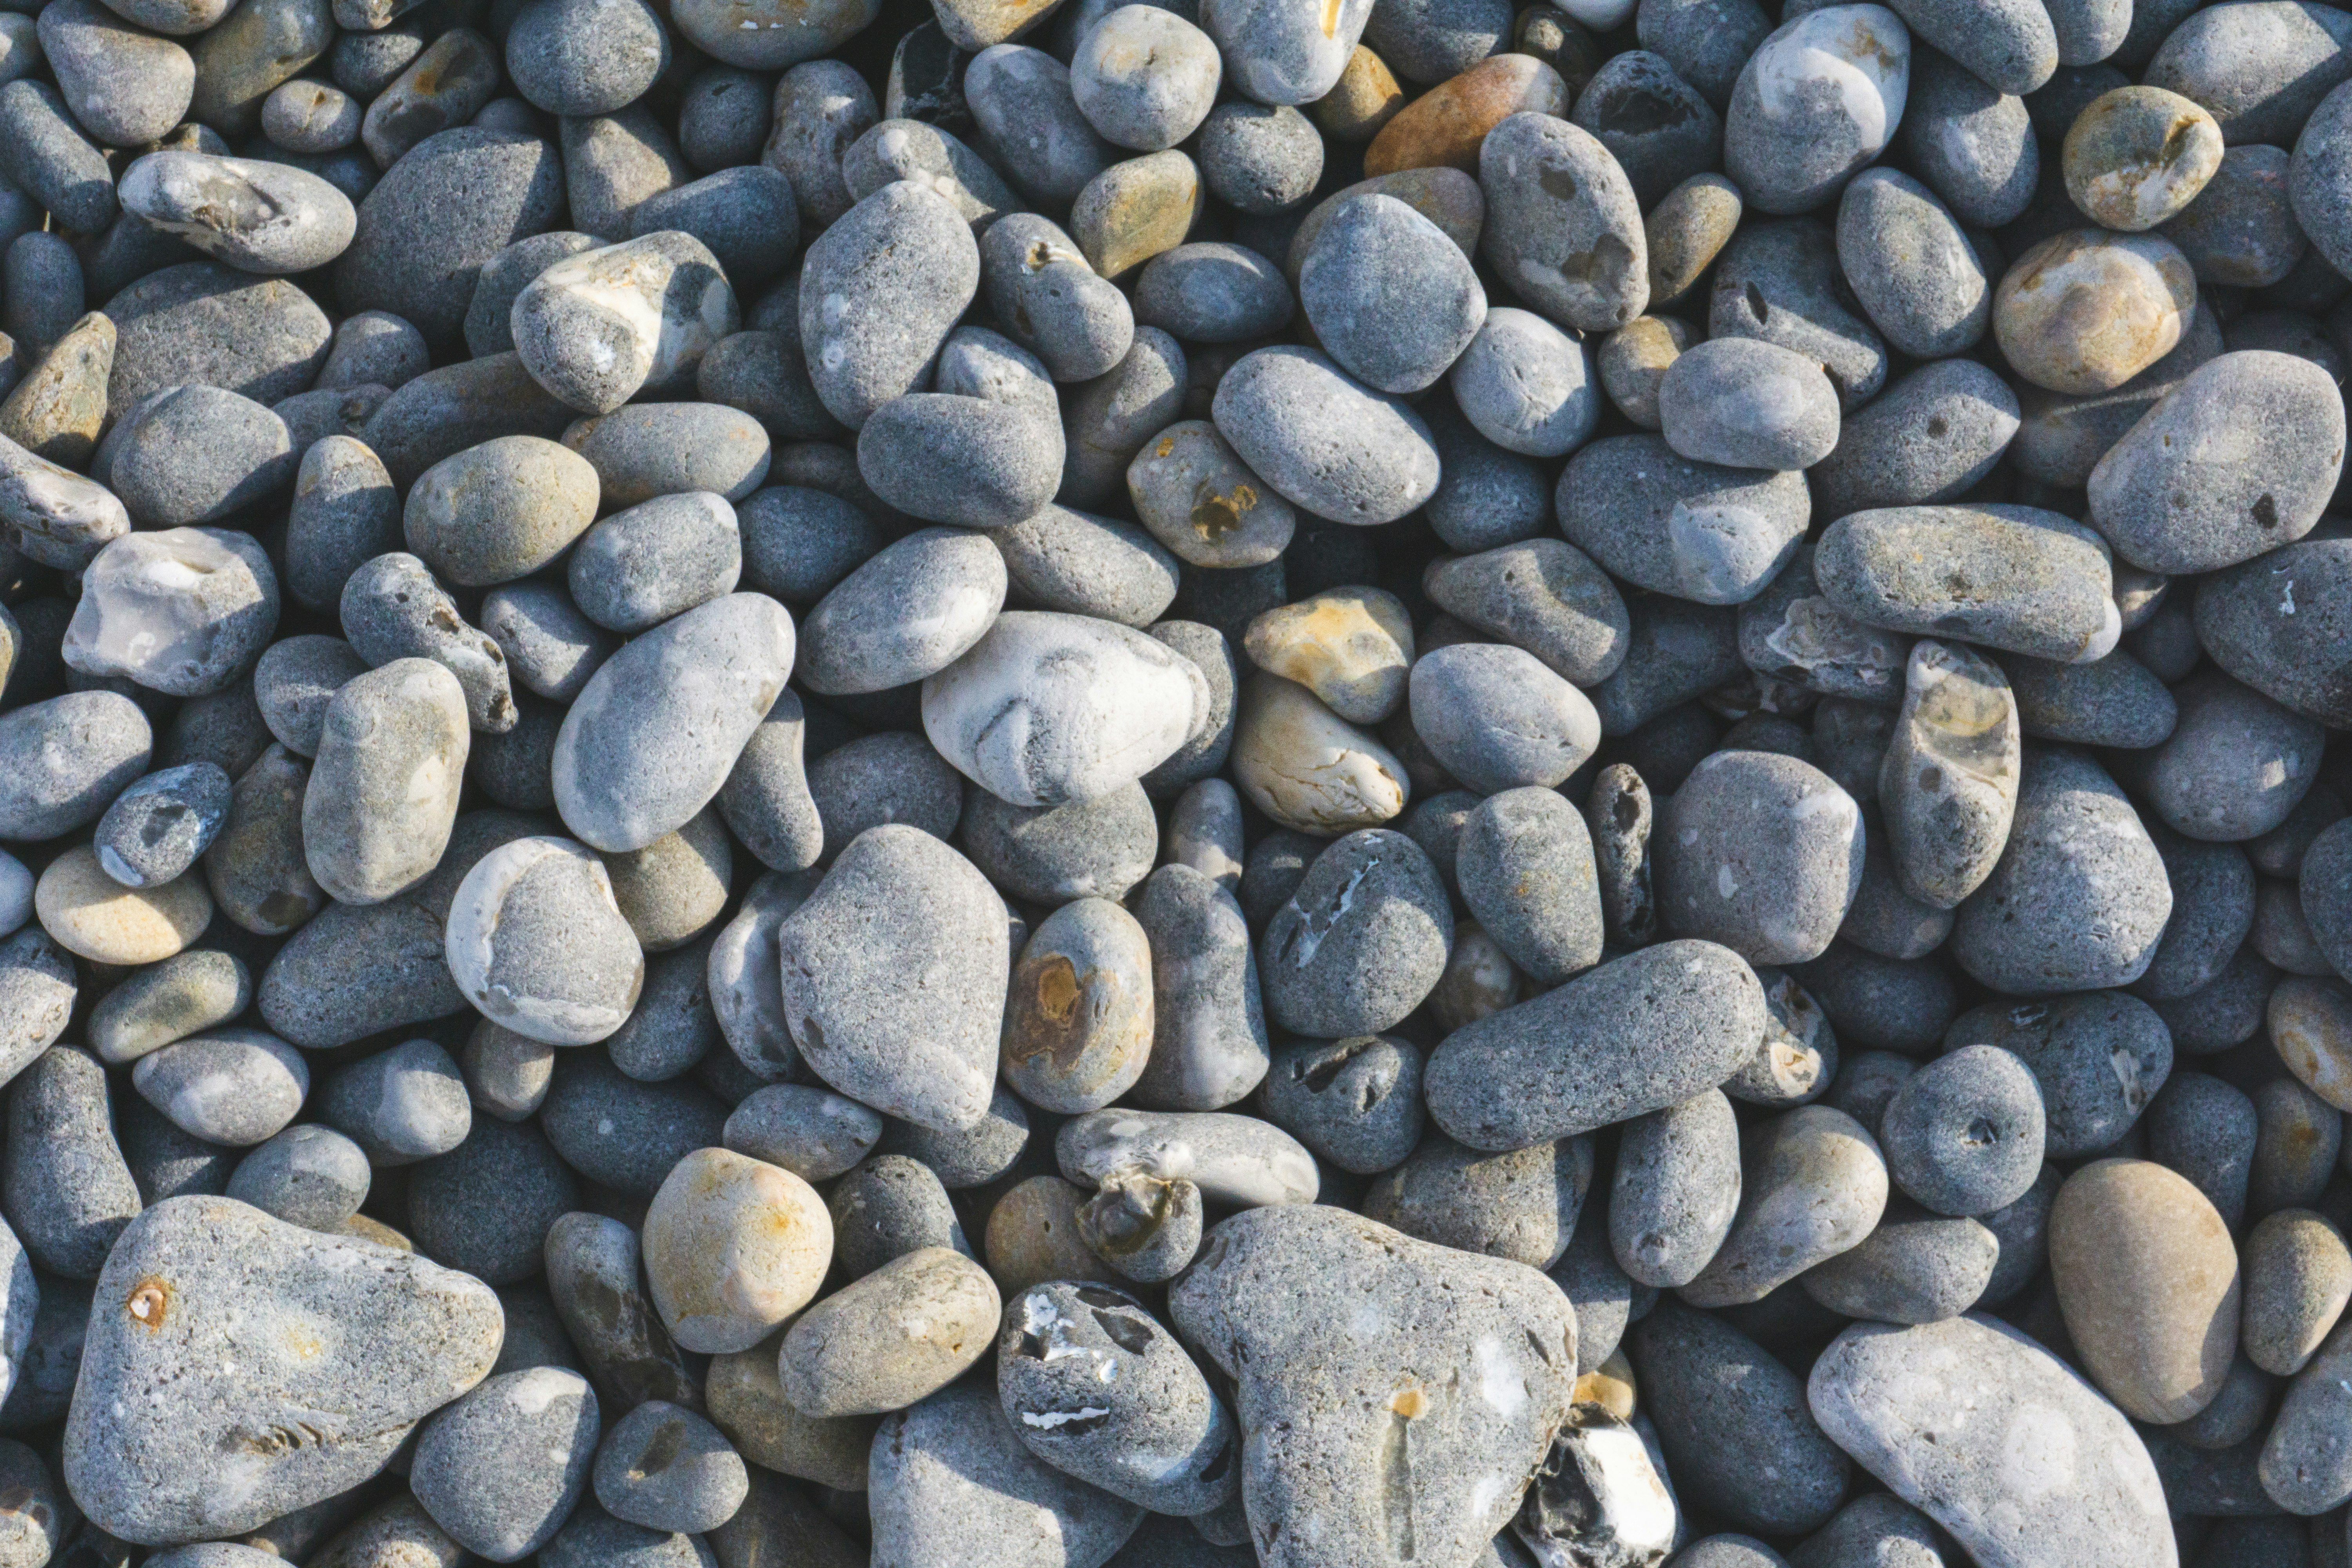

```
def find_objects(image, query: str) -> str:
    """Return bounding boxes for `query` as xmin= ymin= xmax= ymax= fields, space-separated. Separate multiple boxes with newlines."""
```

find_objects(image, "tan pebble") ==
xmin=1071 ymin=151 xmax=1203 ymax=279
xmin=641 ymin=1146 xmax=833 ymax=1354
xmin=778 ymin=1247 xmax=1002 ymax=1417
xmin=1229 ymin=673 xmax=1409 ymax=835
xmin=2049 ymin=1157 xmax=2239 ymax=1422
xmin=36 ymin=844 xmax=211 ymax=965
xmin=706 ymin=1333 xmax=880 ymax=1490
xmin=2272 ymin=976 xmax=2352 ymax=1111
xmin=1241 ymin=586 xmax=1416 ymax=724
xmin=2062 ymin=86 xmax=2224 ymax=233
xmin=1309 ymin=44 xmax=1406 ymax=143
xmin=1645 ymin=173 xmax=1742 ymax=307
xmin=1993 ymin=229 xmax=2197 ymax=394
xmin=1573 ymin=1347 xmax=1637 ymax=1420
xmin=1363 ymin=53 xmax=1569 ymax=176
xmin=1597 ymin=315 xmax=1694 ymax=429
xmin=984 ymin=1174 xmax=1122 ymax=1298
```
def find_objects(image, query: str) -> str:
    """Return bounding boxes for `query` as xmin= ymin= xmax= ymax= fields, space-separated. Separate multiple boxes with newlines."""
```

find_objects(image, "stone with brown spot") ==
xmin=1002 ymin=897 xmax=1154 ymax=1115
xmin=1242 ymin=587 xmax=1415 ymax=726
xmin=1126 ymin=419 xmax=1297 ymax=568
xmin=1363 ymin=53 xmax=1570 ymax=176
xmin=2062 ymin=86 xmax=2224 ymax=232
xmin=2051 ymin=1157 xmax=2240 ymax=1422
xmin=639 ymin=1147 xmax=831 ymax=1355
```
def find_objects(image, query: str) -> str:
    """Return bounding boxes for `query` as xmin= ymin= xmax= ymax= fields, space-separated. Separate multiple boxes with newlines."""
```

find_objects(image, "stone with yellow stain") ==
xmin=1574 ymin=1349 xmax=1637 ymax=1420
xmin=1201 ymin=0 xmax=1378 ymax=106
xmin=1069 ymin=149 xmax=1203 ymax=279
xmin=2050 ymin=1157 xmax=2240 ymax=1422
xmin=706 ymin=1334 xmax=879 ymax=1490
xmin=1241 ymin=587 xmax=1415 ymax=725
xmin=1126 ymin=418 xmax=1297 ymax=568
xmin=1309 ymin=43 xmax=1405 ymax=142
xmin=35 ymin=845 xmax=209 ymax=965
xmin=62 ymin=1195 xmax=505 ymax=1544
xmin=640 ymin=1147 xmax=833 ymax=1355
xmin=779 ymin=1247 xmax=1000 ymax=1417
xmin=2273 ymin=976 xmax=2352 ymax=1112
xmin=1596 ymin=315 xmax=1692 ymax=430
xmin=0 ymin=312 xmax=112 ymax=467
xmin=301 ymin=658 xmax=470 ymax=908
xmin=1230 ymin=673 xmax=1410 ymax=835
xmin=2062 ymin=86 xmax=2223 ymax=233
xmin=1286 ymin=165 xmax=1485 ymax=283
xmin=1363 ymin=53 xmax=1569 ymax=176
xmin=1001 ymin=896 xmax=1154 ymax=1114
xmin=1645 ymin=172 xmax=1742 ymax=307
xmin=1993 ymin=229 xmax=2198 ymax=395
xmin=982 ymin=1175 xmax=1124 ymax=1298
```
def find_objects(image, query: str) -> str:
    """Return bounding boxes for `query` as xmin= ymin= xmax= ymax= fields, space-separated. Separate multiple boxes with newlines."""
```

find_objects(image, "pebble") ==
xmin=1211 ymin=345 xmax=1439 ymax=525
xmin=444 ymin=835 xmax=645 ymax=1046
xmin=779 ymin=1245 xmax=999 ymax=1415
xmin=2050 ymin=1157 xmax=2240 ymax=1422
xmin=302 ymin=658 xmax=469 ymax=906
xmin=1994 ymin=229 xmax=2198 ymax=394
xmin=1654 ymin=750 xmax=1863 ymax=966
xmin=1878 ymin=1044 xmax=2047 ymax=1216
xmin=592 ymin=1400 xmax=746 ymax=1535
xmin=1682 ymin=1104 xmax=1889 ymax=1307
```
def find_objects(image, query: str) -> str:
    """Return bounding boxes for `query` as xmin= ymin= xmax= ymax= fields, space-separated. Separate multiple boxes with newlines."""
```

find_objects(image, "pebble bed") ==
xmin=0 ymin=0 xmax=2348 ymax=1561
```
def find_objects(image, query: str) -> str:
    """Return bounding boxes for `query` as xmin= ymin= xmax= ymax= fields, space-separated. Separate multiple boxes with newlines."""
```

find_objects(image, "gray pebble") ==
xmin=1722 ymin=7 xmax=1909 ymax=214
xmin=1879 ymin=1044 xmax=2046 ymax=1216
xmin=480 ymin=582 xmax=615 ymax=705
xmin=799 ymin=526 xmax=1006 ymax=695
xmin=302 ymin=658 xmax=469 ymax=907
xmin=319 ymin=1037 xmax=472 ymax=1166
xmin=1422 ymin=538 xmax=1631 ymax=685
xmin=341 ymin=553 xmax=517 ymax=733
xmin=1657 ymin=336 xmax=1841 ymax=472
xmin=1558 ymin=433 xmax=1808 ymax=604
xmin=569 ymin=493 xmax=742 ymax=635
xmin=982 ymin=213 xmax=1135 ymax=380
xmin=805 ymin=731 xmax=965 ymax=851
xmin=131 ymin=1028 xmax=308 ymax=1148
xmin=799 ymin=181 xmax=980 ymax=430
xmin=1300 ymin=193 xmax=1484 ymax=395
xmin=225 ymin=1124 xmax=370 ymax=1230
xmin=40 ymin=0 xmax=193 ymax=148
xmin=1943 ymin=989 xmax=2172 ymax=1157
xmin=505 ymin=0 xmax=668 ymax=117
xmin=1478 ymin=109 xmax=1649 ymax=332
xmin=1363 ymin=1133 xmax=1592 ymax=1269
xmin=87 ymin=948 xmax=247 ymax=1066
xmin=4 ymin=1045 xmax=139 ymax=1279
xmin=1259 ymin=828 xmax=1452 ymax=1038
xmin=93 ymin=763 xmax=229 ymax=889
xmin=593 ymin=1400 xmax=747 ymax=1535
xmin=1681 ymin=1103 xmax=1889 ymax=1306
xmin=412 ymin=1367 xmax=599 ymax=1561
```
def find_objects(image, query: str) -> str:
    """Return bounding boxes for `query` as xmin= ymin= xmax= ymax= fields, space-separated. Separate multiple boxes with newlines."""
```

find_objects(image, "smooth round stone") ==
xmin=1722 ymin=7 xmax=1911 ymax=215
xmin=2194 ymin=537 xmax=2352 ymax=728
xmin=316 ymin=1036 xmax=470 ymax=1168
xmin=0 ymin=692 xmax=151 ymax=841
xmin=736 ymin=485 xmax=886 ymax=604
xmin=226 ymin=1123 xmax=370 ymax=1230
xmin=1259 ymin=828 xmax=1451 ymax=1038
xmin=1836 ymin=167 xmax=1991 ymax=359
xmin=1128 ymin=862 xmax=1270 ymax=1111
xmin=855 ymin=388 xmax=1061 ymax=531
xmin=334 ymin=129 xmax=564 ymax=351
xmin=36 ymin=846 xmax=209 ymax=965
xmin=1255 ymin=1034 xmax=1423 ymax=1174
xmin=403 ymin=436 xmax=599 ymax=589
xmin=1202 ymin=0 xmax=1372 ymax=103
xmin=2050 ymin=1157 xmax=2240 ymax=1422
xmin=7 ymin=1041 xmax=140 ymax=1279
xmin=805 ymin=732 xmax=965 ymax=853
xmin=826 ymin=1153 xmax=965 ymax=1277
xmin=1815 ymin=505 xmax=2118 ymax=664
xmin=1562 ymin=435 xmax=1805 ymax=607
xmin=131 ymin=1027 xmax=308 ymax=1147
xmin=1453 ymin=786 xmax=1603 ymax=986
xmin=798 ymin=528 xmax=1005 ymax=696
xmin=1362 ymin=1133 xmax=1590 ymax=1269
xmin=1425 ymin=939 xmax=1766 ymax=1150
xmin=92 ymin=762 xmax=230 ymax=890
xmin=1878 ymin=1045 xmax=2046 ymax=1218
xmin=991 ymin=505 xmax=1180 ymax=630
xmin=1071 ymin=8 xmax=1220 ymax=154
xmin=2132 ymin=828 xmax=2254 ymax=1002
xmin=725 ymin=1085 xmax=883 ymax=1183
xmin=1422 ymin=538 xmax=1631 ymax=684
xmin=553 ymin=593 xmax=794 ymax=854
xmin=1477 ymin=110 xmax=1649 ymax=332
xmin=2063 ymin=86 xmax=2223 ymax=232
xmin=1609 ymin=1087 xmax=1740 ymax=1288
xmin=979 ymin=213 xmax=1133 ymax=381
xmin=104 ymin=387 xmax=296 ymax=531
xmin=1409 ymin=645 xmax=1599 ymax=796
xmin=2143 ymin=672 xmax=2325 ymax=844
xmin=64 ymin=527 xmax=278 ymax=698
xmin=965 ymin=45 xmax=1116 ymax=206
xmin=1810 ymin=358 xmax=2022 ymax=519
xmin=2147 ymin=0 xmax=2352 ymax=145
xmin=800 ymin=183 xmax=979 ymax=429
xmin=445 ymin=836 xmax=643 ymax=1047
xmin=36 ymin=0 xmax=189 ymax=147
xmin=2242 ymin=1209 xmax=2352 ymax=1376
xmin=1682 ymin=1103 xmax=1891 ymax=1306
xmin=263 ymin=76 xmax=361 ymax=153
xmin=283 ymin=436 xmax=399 ymax=614
xmin=921 ymin=611 xmax=1207 ymax=809
xmin=561 ymin=404 xmax=771 ymax=510
xmin=641 ymin=1147 xmax=829 ymax=1355
xmin=777 ymin=825 xmax=1007 ymax=1131
xmin=1898 ymin=49 xmax=2038 ymax=227
xmin=1950 ymin=750 xmax=2173 ymax=994
xmin=1799 ymin=1195 xmax=1998 ymax=1324
xmin=1993 ymin=230 xmax=2198 ymax=395
xmin=591 ymin=1401 xmax=746 ymax=1536
xmin=340 ymin=554 xmax=517 ymax=733
xmin=1445 ymin=307 xmax=1595 ymax=460
xmin=513 ymin=232 xmax=738 ymax=417
xmin=2085 ymin=349 xmax=2344 ymax=575
xmin=1313 ymin=40 xmax=1408 ymax=143
xmin=411 ymin=1367 xmax=599 ymax=1561
xmin=1361 ymin=51 xmax=1567 ymax=176
xmin=504 ymin=0 xmax=666 ymax=116
xmin=1807 ymin=1316 xmax=2175 ymax=1568
xmin=0 ymin=928 xmax=73 ymax=1086
xmin=118 ymin=152 xmax=353 ymax=276
xmin=1210 ymin=346 xmax=1439 ymax=526
xmin=1657 ymin=336 xmax=1841 ymax=472
xmin=779 ymin=1247 xmax=999 ymax=1417
xmin=1627 ymin=1299 xmax=1851 ymax=1535
xmin=2162 ymin=143 xmax=2303 ymax=287
xmin=475 ymin=588 xmax=610 ymax=709
xmin=1126 ymin=421 xmax=1296 ymax=568
xmin=302 ymin=659 xmax=468 ymax=907
xmin=965 ymin=786 xmax=1155 ymax=907
xmin=1423 ymin=410 xmax=1551 ymax=553
xmin=87 ymin=948 xmax=247 ymax=1066
xmin=1654 ymin=750 xmax=1862 ymax=967
xmin=564 ymin=492 xmax=741 ymax=635
xmin=1298 ymin=192 xmax=1485 ymax=395
xmin=1134 ymin=242 xmax=1294 ymax=344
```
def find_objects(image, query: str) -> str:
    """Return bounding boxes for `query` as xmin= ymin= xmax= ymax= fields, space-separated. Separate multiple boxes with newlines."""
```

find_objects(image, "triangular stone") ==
xmin=63 ymin=1196 xmax=504 ymax=1545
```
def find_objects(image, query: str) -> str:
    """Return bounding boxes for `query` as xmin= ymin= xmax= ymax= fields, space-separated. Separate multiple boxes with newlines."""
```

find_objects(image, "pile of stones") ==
xmin=1 ymin=0 xmax=2352 ymax=1557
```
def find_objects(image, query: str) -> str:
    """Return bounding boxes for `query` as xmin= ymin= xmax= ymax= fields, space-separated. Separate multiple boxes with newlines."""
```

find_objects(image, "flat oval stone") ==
xmin=2053 ymin=1159 xmax=2235 ymax=1435
xmin=119 ymin=152 xmax=355 ymax=276
xmin=1425 ymin=939 xmax=1766 ymax=1151
xmin=1211 ymin=345 xmax=1440 ymax=526
xmin=1879 ymin=639 xmax=2021 ymax=909
xmin=410 ymin=1367 xmax=597 ymax=1561
xmin=920 ymin=611 xmax=1207 ymax=809
xmin=553 ymin=594 xmax=794 ymax=854
xmin=1654 ymin=750 xmax=1863 ymax=966
xmin=335 ymin=128 xmax=564 ymax=350
xmin=301 ymin=659 xmax=468 ymax=907
xmin=1001 ymin=896 xmax=1154 ymax=1114
xmin=1681 ymin=1103 xmax=1890 ymax=1306
xmin=1807 ymin=1315 xmax=2174 ymax=1568
xmin=1815 ymin=505 xmax=2119 ymax=664
xmin=799 ymin=181 xmax=980 ymax=430
xmin=779 ymin=1246 xmax=999 ymax=1416
xmin=36 ymin=846 xmax=209 ymax=966
xmin=797 ymin=528 xmax=1006 ymax=696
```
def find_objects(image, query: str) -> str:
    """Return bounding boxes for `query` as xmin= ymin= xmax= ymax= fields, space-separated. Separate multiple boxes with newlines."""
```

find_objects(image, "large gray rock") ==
xmin=1168 ymin=1204 xmax=1577 ymax=1568
xmin=62 ymin=1196 xmax=503 ymax=1546
xmin=1807 ymin=1314 xmax=2176 ymax=1568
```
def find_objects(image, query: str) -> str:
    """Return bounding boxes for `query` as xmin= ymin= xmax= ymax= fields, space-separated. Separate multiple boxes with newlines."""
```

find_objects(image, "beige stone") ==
xmin=0 ymin=313 xmax=114 ymax=467
xmin=641 ymin=1147 xmax=832 ymax=1354
xmin=1070 ymin=150 xmax=1202 ymax=279
xmin=36 ymin=845 xmax=211 ymax=964
xmin=1646 ymin=174 xmax=1742 ymax=307
xmin=2050 ymin=1157 xmax=2239 ymax=1422
xmin=1363 ymin=52 xmax=1567 ymax=175
xmin=778 ymin=1247 xmax=1000 ymax=1417
xmin=1229 ymin=673 xmax=1409 ymax=835
xmin=706 ymin=1334 xmax=879 ymax=1490
xmin=1240 ymin=585 xmax=1415 ymax=724
xmin=1574 ymin=1348 xmax=1636 ymax=1421
xmin=2242 ymin=1208 xmax=2352 ymax=1376
xmin=2062 ymin=86 xmax=2223 ymax=233
xmin=983 ymin=1174 xmax=1121 ymax=1298
xmin=2272 ymin=976 xmax=2352 ymax=1111
xmin=1308 ymin=44 xmax=1405 ymax=143
xmin=1993 ymin=230 xmax=2197 ymax=394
